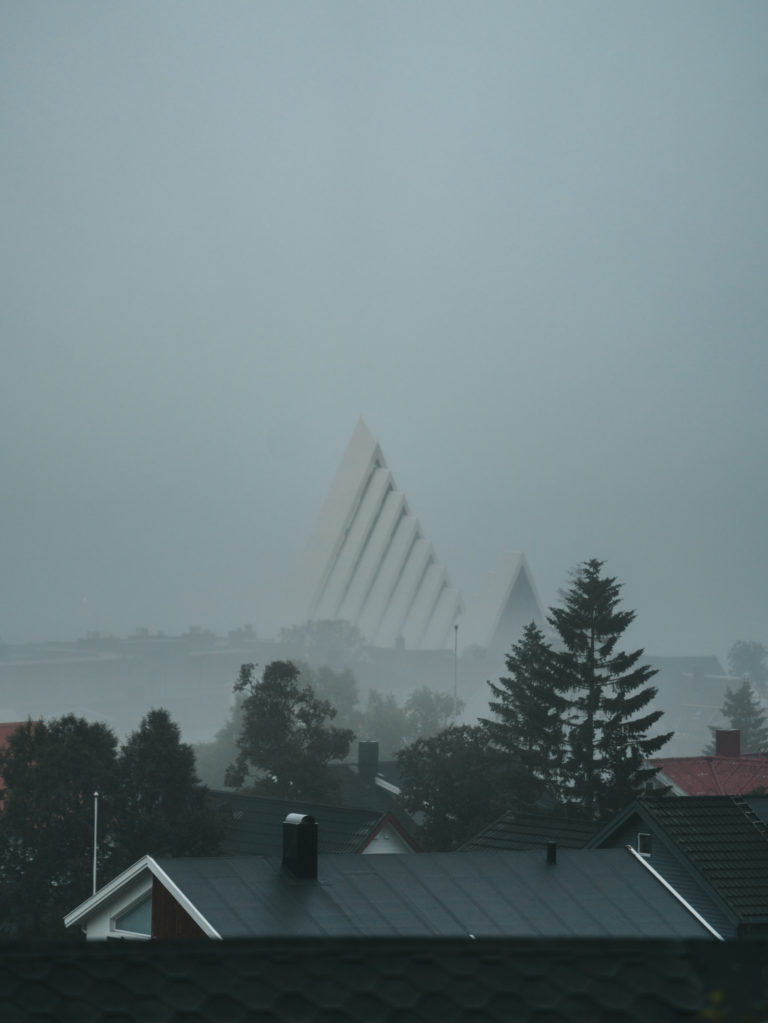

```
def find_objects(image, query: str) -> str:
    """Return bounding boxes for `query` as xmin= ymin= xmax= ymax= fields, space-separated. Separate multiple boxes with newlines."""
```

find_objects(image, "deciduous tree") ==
xmin=397 ymin=725 xmax=529 ymax=850
xmin=113 ymin=708 xmax=224 ymax=868
xmin=0 ymin=715 xmax=119 ymax=938
xmin=225 ymin=661 xmax=354 ymax=799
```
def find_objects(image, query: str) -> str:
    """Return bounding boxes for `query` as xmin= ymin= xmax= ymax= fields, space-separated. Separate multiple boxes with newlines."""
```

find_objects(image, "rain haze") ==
xmin=2 ymin=1 xmax=767 ymax=664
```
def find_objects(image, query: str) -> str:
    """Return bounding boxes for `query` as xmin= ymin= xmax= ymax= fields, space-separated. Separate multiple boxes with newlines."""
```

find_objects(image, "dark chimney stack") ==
xmin=358 ymin=740 xmax=379 ymax=782
xmin=715 ymin=729 xmax=741 ymax=758
xmin=282 ymin=813 xmax=318 ymax=879
xmin=546 ymin=842 xmax=557 ymax=865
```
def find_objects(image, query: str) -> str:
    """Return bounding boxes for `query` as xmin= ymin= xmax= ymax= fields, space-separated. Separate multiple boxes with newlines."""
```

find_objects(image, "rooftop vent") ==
xmin=282 ymin=813 xmax=317 ymax=879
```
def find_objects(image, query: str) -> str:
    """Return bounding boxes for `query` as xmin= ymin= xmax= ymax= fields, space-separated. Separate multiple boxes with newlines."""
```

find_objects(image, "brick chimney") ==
xmin=358 ymin=740 xmax=379 ymax=782
xmin=282 ymin=813 xmax=318 ymax=879
xmin=715 ymin=729 xmax=741 ymax=757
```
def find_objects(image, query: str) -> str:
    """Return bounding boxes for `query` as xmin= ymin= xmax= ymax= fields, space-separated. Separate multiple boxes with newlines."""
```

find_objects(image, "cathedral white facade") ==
xmin=283 ymin=419 xmax=545 ymax=652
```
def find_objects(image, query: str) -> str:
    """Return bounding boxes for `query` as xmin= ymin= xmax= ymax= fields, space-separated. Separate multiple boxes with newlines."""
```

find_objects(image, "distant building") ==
xmin=282 ymin=418 xmax=545 ymax=652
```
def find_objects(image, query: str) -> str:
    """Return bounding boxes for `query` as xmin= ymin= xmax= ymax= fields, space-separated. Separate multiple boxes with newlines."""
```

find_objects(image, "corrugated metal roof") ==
xmin=155 ymin=848 xmax=714 ymax=940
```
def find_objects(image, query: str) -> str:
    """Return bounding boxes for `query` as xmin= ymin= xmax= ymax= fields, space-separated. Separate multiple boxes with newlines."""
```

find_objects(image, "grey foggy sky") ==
xmin=2 ymin=1 xmax=766 ymax=660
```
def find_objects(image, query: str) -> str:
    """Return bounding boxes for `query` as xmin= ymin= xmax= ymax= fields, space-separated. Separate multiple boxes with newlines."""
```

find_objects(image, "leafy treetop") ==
xmin=225 ymin=660 xmax=354 ymax=800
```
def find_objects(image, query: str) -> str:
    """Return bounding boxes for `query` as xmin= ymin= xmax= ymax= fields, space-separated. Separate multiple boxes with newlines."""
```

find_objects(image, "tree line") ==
xmin=8 ymin=557 xmax=760 ymax=936
xmin=0 ymin=710 xmax=223 ymax=939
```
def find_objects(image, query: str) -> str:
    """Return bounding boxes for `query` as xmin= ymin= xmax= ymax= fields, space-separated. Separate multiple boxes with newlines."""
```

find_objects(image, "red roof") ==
xmin=0 ymin=722 xmax=28 ymax=806
xmin=0 ymin=722 xmax=26 ymax=747
xmin=652 ymin=754 xmax=768 ymax=796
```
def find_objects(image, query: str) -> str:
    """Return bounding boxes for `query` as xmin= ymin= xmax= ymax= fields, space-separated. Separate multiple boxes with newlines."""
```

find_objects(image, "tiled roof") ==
xmin=596 ymin=796 xmax=768 ymax=927
xmin=461 ymin=811 xmax=602 ymax=851
xmin=0 ymin=936 xmax=762 ymax=1022
xmin=653 ymin=754 xmax=768 ymax=795
xmin=209 ymin=791 xmax=416 ymax=855
xmin=150 ymin=848 xmax=715 ymax=939
xmin=0 ymin=722 xmax=26 ymax=746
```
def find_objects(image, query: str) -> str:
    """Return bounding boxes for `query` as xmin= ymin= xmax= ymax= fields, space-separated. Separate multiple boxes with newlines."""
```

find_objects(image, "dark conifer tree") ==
xmin=549 ymin=559 xmax=672 ymax=817
xmin=706 ymin=679 xmax=768 ymax=754
xmin=483 ymin=622 xmax=568 ymax=804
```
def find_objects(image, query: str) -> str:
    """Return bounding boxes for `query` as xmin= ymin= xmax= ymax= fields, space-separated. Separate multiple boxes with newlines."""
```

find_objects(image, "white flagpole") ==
xmin=92 ymin=791 xmax=99 ymax=895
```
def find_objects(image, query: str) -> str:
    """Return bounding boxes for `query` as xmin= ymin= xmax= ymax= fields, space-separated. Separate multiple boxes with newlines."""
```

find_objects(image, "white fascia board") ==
xmin=64 ymin=856 xmax=154 ymax=929
xmin=374 ymin=776 xmax=401 ymax=795
xmin=64 ymin=855 xmax=222 ymax=940
xmin=337 ymin=490 xmax=404 ymax=625
xmin=374 ymin=539 xmax=433 ymax=647
xmin=357 ymin=515 xmax=419 ymax=641
xmin=402 ymin=564 xmax=446 ymax=649
xmin=315 ymin=468 xmax=393 ymax=619
xmin=651 ymin=769 xmax=688 ymax=797
xmin=147 ymin=859 xmax=222 ymax=939
xmin=624 ymin=844 xmax=723 ymax=940
xmin=421 ymin=587 xmax=462 ymax=650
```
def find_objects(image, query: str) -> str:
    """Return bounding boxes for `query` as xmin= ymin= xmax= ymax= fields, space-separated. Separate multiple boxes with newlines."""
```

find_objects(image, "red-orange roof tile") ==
xmin=652 ymin=754 xmax=768 ymax=796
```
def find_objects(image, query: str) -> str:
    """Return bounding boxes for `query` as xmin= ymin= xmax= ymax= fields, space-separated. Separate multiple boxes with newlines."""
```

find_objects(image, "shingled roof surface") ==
xmin=461 ymin=811 xmax=603 ymax=851
xmin=209 ymin=791 xmax=411 ymax=855
xmin=152 ymin=848 xmax=713 ymax=939
xmin=2 ymin=936 xmax=764 ymax=1023
xmin=615 ymin=796 xmax=768 ymax=926
xmin=652 ymin=754 xmax=768 ymax=795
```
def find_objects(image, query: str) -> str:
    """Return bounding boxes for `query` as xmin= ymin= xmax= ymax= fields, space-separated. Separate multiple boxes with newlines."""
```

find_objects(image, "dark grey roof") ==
xmin=0 ymin=936 xmax=762 ymax=1022
xmin=210 ymin=791 xmax=415 ymax=855
xmin=461 ymin=810 xmax=603 ymax=851
xmin=591 ymin=796 xmax=768 ymax=929
xmin=155 ymin=848 xmax=714 ymax=939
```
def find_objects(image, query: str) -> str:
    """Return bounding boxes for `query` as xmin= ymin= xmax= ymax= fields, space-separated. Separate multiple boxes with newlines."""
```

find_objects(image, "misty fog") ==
xmin=2 ymin=1 xmax=766 ymax=672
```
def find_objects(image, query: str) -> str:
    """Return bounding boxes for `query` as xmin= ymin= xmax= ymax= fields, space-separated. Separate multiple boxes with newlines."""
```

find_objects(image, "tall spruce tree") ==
xmin=483 ymin=622 xmax=568 ymax=804
xmin=706 ymin=679 xmax=768 ymax=754
xmin=549 ymin=559 xmax=672 ymax=817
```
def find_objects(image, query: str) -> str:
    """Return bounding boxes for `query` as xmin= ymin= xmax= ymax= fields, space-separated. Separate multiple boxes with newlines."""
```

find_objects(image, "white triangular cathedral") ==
xmin=283 ymin=419 xmax=545 ymax=651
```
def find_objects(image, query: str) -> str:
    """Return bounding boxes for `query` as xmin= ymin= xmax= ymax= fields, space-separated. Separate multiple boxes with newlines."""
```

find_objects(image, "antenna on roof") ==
xmin=92 ymin=791 xmax=99 ymax=895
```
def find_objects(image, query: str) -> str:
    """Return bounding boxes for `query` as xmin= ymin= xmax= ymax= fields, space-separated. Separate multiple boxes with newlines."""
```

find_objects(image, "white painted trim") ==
xmin=64 ymin=855 xmax=154 ymax=928
xmin=147 ymin=859 xmax=222 ymax=939
xmin=624 ymin=844 xmax=723 ymax=940
xmin=652 ymin=769 xmax=688 ymax=797
xmin=65 ymin=854 xmax=223 ymax=940
xmin=374 ymin=776 xmax=401 ymax=795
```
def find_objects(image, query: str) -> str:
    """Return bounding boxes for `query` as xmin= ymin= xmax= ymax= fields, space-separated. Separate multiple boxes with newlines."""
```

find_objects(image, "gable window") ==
xmin=637 ymin=832 xmax=652 ymax=857
xmin=111 ymin=893 xmax=152 ymax=938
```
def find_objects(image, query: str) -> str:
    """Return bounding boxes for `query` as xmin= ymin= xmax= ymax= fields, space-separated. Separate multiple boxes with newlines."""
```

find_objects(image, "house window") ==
xmin=637 ymin=832 xmax=652 ymax=857
xmin=112 ymin=894 xmax=152 ymax=937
